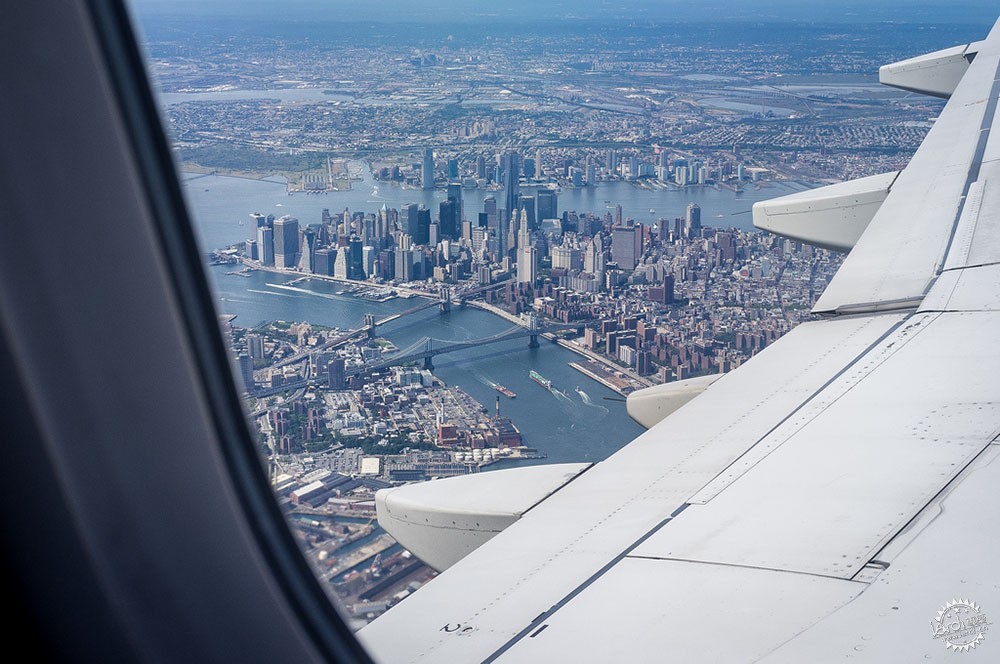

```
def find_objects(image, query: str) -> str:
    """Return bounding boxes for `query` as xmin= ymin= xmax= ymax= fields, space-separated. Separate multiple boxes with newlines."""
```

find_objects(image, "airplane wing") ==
xmin=360 ymin=19 xmax=1000 ymax=662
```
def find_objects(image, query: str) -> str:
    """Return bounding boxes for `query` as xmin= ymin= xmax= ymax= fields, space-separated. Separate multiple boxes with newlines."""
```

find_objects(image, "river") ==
xmin=182 ymin=162 xmax=808 ymax=253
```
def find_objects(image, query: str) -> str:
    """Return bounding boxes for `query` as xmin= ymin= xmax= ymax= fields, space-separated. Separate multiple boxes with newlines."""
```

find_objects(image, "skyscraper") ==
xmin=612 ymin=220 xmax=640 ymax=270
xmin=537 ymin=189 xmax=557 ymax=223
xmin=507 ymin=210 xmax=519 ymax=255
xmin=314 ymin=247 xmax=335 ymax=276
xmin=377 ymin=249 xmax=395 ymax=281
xmin=483 ymin=196 xmax=498 ymax=230
xmin=685 ymin=203 xmax=702 ymax=238
xmin=348 ymin=236 xmax=364 ymax=279
xmin=245 ymin=333 xmax=264 ymax=360
xmin=438 ymin=200 xmax=457 ymax=240
xmin=422 ymin=148 xmax=434 ymax=190
xmin=362 ymin=245 xmax=376 ymax=278
xmin=334 ymin=246 xmax=349 ymax=279
xmin=299 ymin=228 xmax=317 ymax=272
xmin=238 ymin=353 xmax=254 ymax=393
xmin=272 ymin=216 xmax=299 ymax=269
xmin=327 ymin=357 xmax=346 ymax=390
xmin=394 ymin=247 xmax=413 ymax=282
xmin=446 ymin=182 xmax=462 ymax=230
xmin=584 ymin=236 xmax=605 ymax=276
xmin=500 ymin=151 xmax=520 ymax=222
xmin=416 ymin=207 xmax=431 ymax=245
xmin=256 ymin=225 xmax=275 ymax=266
xmin=516 ymin=221 xmax=536 ymax=285
xmin=403 ymin=202 xmax=419 ymax=238
xmin=494 ymin=209 xmax=508 ymax=257
xmin=520 ymin=195 xmax=536 ymax=232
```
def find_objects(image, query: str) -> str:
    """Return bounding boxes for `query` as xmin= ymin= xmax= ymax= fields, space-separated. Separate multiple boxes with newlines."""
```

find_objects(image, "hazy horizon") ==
xmin=131 ymin=0 xmax=998 ymax=25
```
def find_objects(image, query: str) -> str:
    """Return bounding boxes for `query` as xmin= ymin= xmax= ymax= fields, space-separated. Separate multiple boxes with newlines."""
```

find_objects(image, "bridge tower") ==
xmin=422 ymin=339 xmax=434 ymax=370
xmin=438 ymin=286 xmax=451 ymax=314
xmin=363 ymin=312 xmax=376 ymax=338
xmin=527 ymin=312 xmax=540 ymax=348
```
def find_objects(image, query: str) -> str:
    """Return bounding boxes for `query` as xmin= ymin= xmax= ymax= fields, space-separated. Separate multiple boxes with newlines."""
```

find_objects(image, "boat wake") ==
xmin=472 ymin=370 xmax=497 ymax=389
xmin=575 ymin=387 xmax=609 ymax=413
xmin=551 ymin=387 xmax=573 ymax=403
xmin=266 ymin=283 xmax=352 ymax=302
xmin=248 ymin=288 xmax=298 ymax=299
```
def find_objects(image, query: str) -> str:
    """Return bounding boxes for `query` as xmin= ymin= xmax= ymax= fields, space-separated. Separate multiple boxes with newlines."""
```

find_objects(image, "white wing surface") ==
xmin=360 ymin=19 xmax=1000 ymax=662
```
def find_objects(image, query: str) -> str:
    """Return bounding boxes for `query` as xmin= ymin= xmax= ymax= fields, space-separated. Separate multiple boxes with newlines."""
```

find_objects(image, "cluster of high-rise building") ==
xmin=243 ymin=151 xmax=568 ymax=288
xmin=244 ymin=160 xmax=722 ymax=319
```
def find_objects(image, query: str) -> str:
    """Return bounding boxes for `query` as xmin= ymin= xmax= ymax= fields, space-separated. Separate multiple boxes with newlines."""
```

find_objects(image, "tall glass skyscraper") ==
xmin=422 ymin=148 xmax=434 ymax=190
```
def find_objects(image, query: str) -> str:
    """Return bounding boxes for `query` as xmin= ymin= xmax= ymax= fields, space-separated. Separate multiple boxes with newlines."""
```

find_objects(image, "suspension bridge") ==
xmin=272 ymin=281 xmax=508 ymax=369
xmin=352 ymin=316 xmax=582 ymax=375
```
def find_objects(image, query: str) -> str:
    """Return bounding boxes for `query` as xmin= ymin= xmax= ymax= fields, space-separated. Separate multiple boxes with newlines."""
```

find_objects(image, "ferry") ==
xmin=494 ymin=384 xmax=517 ymax=399
xmin=529 ymin=370 xmax=553 ymax=391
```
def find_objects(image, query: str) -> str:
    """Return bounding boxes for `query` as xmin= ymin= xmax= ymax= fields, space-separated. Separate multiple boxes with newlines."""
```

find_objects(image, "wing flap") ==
xmin=494 ymin=559 xmax=863 ymax=663
xmin=921 ymin=263 xmax=1000 ymax=311
xmin=761 ymin=443 xmax=1000 ymax=661
xmin=633 ymin=312 xmax=1000 ymax=578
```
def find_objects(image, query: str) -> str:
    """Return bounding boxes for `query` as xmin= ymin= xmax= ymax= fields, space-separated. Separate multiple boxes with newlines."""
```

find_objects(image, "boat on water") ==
xmin=494 ymin=384 xmax=517 ymax=398
xmin=529 ymin=370 xmax=553 ymax=391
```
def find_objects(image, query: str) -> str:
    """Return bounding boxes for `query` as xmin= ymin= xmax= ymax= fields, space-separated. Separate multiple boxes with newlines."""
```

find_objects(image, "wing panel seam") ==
xmin=689 ymin=313 xmax=914 ymax=504
xmin=481 ymin=510 xmax=684 ymax=663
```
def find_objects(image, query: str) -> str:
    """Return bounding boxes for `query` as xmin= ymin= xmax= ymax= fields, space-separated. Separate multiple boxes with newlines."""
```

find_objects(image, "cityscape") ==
xmin=132 ymin=4 xmax=976 ymax=626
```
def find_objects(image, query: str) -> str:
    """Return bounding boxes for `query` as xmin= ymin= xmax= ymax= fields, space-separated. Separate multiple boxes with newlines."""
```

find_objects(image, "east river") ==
xmin=185 ymin=165 xmax=808 ymax=465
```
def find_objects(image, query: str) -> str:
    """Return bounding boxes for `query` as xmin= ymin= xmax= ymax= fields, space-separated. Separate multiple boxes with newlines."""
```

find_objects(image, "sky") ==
xmin=130 ymin=1 xmax=999 ymax=25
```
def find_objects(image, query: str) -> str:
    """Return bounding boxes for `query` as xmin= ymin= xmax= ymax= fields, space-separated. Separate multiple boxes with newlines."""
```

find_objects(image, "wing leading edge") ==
xmin=361 ymin=18 xmax=1000 ymax=663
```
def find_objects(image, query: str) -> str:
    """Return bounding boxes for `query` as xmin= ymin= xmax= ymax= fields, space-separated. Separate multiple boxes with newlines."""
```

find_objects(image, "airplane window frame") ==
xmin=82 ymin=1 xmax=374 ymax=661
